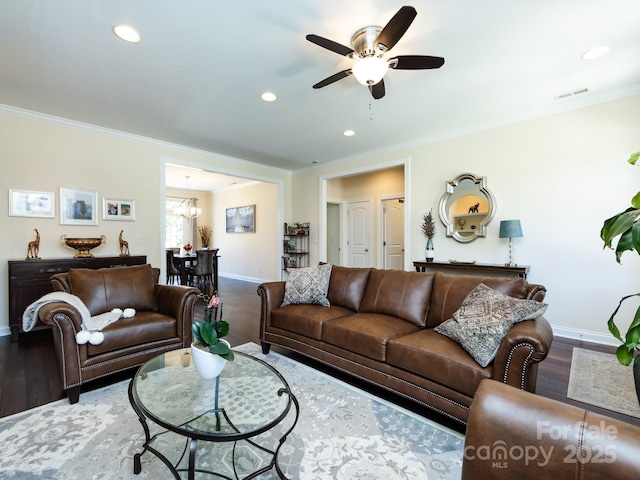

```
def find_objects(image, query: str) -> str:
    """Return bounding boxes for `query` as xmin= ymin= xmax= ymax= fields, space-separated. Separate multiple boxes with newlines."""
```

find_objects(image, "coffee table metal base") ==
xmin=129 ymin=379 xmax=300 ymax=479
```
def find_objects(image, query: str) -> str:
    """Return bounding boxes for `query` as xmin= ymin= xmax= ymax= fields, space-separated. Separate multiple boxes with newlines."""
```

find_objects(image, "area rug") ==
xmin=0 ymin=342 xmax=464 ymax=479
xmin=567 ymin=347 xmax=640 ymax=418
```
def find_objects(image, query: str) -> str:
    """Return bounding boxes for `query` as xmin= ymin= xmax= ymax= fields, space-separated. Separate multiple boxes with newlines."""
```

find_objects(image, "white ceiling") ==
xmin=1 ymin=0 xmax=639 ymax=177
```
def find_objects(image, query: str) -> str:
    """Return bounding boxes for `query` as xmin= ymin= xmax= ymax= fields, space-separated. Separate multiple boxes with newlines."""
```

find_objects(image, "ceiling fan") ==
xmin=306 ymin=6 xmax=444 ymax=100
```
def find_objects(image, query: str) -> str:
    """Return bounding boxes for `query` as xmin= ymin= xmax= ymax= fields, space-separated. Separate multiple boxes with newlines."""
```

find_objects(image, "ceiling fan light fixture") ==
xmin=352 ymin=56 xmax=388 ymax=86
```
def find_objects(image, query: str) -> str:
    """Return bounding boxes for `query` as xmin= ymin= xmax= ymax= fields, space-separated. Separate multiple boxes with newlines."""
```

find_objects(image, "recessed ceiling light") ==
xmin=582 ymin=46 xmax=609 ymax=60
xmin=343 ymin=130 xmax=355 ymax=137
xmin=260 ymin=92 xmax=277 ymax=102
xmin=113 ymin=25 xmax=141 ymax=43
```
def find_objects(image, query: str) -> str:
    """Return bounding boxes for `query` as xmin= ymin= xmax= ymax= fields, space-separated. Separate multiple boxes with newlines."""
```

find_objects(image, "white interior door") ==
xmin=346 ymin=200 xmax=371 ymax=267
xmin=383 ymin=198 xmax=404 ymax=269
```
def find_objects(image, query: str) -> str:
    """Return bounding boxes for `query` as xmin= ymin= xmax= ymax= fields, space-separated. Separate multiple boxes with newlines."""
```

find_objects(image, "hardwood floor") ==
xmin=2 ymin=276 xmax=638 ymax=431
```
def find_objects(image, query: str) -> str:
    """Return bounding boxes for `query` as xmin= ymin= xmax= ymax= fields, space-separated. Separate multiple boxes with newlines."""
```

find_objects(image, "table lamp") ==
xmin=499 ymin=219 xmax=523 ymax=267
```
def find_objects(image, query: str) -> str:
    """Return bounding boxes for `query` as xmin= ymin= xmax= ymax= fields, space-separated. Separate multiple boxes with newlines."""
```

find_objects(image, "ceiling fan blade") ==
xmin=375 ymin=6 xmax=417 ymax=52
xmin=306 ymin=34 xmax=355 ymax=57
xmin=369 ymin=79 xmax=385 ymax=99
xmin=389 ymin=55 xmax=445 ymax=70
xmin=312 ymin=69 xmax=353 ymax=89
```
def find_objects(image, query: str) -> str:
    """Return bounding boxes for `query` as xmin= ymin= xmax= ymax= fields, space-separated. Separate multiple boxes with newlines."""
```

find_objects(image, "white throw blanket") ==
xmin=22 ymin=292 xmax=123 ymax=345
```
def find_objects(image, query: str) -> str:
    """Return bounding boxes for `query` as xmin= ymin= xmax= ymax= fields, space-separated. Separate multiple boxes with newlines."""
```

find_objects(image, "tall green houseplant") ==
xmin=600 ymin=151 xmax=640 ymax=367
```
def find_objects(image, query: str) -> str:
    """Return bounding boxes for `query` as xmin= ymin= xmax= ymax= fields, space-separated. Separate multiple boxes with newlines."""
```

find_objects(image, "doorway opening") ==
xmin=319 ymin=159 xmax=409 ymax=269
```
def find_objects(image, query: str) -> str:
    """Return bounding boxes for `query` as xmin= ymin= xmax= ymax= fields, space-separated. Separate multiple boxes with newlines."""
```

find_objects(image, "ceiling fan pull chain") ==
xmin=369 ymin=103 xmax=374 ymax=120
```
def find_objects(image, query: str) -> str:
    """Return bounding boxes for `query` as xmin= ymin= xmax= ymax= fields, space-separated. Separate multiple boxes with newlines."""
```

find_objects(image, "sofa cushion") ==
xmin=326 ymin=265 xmax=372 ymax=311
xmin=86 ymin=311 xmax=176 ymax=355
xmin=281 ymin=264 xmax=332 ymax=307
xmin=387 ymin=329 xmax=493 ymax=397
xmin=322 ymin=313 xmax=419 ymax=361
xmin=359 ymin=269 xmax=434 ymax=327
xmin=434 ymin=283 xmax=548 ymax=367
xmin=426 ymin=272 xmax=528 ymax=328
xmin=271 ymin=304 xmax=355 ymax=340
xmin=69 ymin=264 xmax=158 ymax=316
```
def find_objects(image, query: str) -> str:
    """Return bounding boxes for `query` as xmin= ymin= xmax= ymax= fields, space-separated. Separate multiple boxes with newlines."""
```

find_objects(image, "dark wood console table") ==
xmin=413 ymin=261 xmax=529 ymax=279
xmin=8 ymin=255 xmax=146 ymax=342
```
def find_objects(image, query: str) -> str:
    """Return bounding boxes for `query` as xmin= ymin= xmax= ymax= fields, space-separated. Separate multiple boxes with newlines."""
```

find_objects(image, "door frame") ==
xmin=379 ymin=194 xmax=406 ymax=269
xmin=319 ymin=157 xmax=411 ymax=269
xmin=326 ymin=200 xmax=344 ymax=266
xmin=160 ymin=156 xmax=285 ymax=281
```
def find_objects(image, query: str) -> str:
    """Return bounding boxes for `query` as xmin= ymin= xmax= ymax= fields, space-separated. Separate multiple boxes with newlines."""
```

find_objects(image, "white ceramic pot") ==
xmin=190 ymin=340 xmax=229 ymax=379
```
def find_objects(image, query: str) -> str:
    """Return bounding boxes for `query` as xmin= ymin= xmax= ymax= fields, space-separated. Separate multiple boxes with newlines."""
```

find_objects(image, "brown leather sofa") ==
xmin=463 ymin=379 xmax=640 ymax=479
xmin=258 ymin=266 xmax=553 ymax=424
xmin=38 ymin=264 xmax=199 ymax=403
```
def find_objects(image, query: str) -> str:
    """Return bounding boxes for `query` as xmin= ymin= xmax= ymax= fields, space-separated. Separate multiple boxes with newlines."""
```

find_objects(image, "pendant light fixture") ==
xmin=174 ymin=176 xmax=202 ymax=220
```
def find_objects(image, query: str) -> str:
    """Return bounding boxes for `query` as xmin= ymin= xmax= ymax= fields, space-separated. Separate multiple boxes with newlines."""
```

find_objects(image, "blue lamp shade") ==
xmin=499 ymin=219 xmax=523 ymax=238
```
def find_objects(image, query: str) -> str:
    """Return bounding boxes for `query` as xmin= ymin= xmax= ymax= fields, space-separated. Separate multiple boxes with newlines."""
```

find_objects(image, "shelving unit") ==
xmin=282 ymin=222 xmax=310 ymax=278
xmin=452 ymin=212 xmax=488 ymax=233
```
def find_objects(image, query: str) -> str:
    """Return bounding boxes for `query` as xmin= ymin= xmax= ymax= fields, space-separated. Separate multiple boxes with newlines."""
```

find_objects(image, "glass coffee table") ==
xmin=128 ymin=348 xmax=299 ymax=479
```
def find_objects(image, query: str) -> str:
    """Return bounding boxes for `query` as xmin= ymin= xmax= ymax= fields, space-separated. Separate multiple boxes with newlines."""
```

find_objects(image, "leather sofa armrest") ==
xmin=492 ymin=316 xmax=553 ymax=392
xmin=154 ymin=284 xmax=200 ymax=342
xmin=258 ymin=281 xmax=285 ymax=331
xmin=525 ymin=283 xmax=546 ymax=301
xmin=38 ymin=302 xmax=86 ymax=389
xmin=463 ymin=379 xmax=640 ymax=479
xmin=39 ymin=302 xmax=84 ymax=331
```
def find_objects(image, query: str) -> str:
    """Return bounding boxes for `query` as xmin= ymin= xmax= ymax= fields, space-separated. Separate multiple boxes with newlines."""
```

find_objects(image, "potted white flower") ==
xmin=191 ymin=293 xmax=234 ymax=379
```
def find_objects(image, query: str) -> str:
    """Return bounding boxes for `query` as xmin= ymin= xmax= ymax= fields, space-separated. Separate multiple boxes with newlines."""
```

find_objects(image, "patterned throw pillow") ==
xmin=434 ymin=283 xmax=547 ymax=367
xmin=281 ymin=264 xmax=333 ymax=307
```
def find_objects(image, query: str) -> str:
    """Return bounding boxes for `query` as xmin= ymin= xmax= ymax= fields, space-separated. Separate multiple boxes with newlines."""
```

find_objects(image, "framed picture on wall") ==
xmin=9 ymin=189 xmax=55 ymax=218
xmin=60 ymin=187 xmax=98 ymax=226
xmin=226 ymin=204 xmax=255 ymax=233
xmin=102 ymin=198 xmax=136 ymax=221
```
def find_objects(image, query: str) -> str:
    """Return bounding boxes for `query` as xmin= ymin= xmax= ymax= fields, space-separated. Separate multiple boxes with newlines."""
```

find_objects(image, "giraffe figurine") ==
xmin=119 ymin=230 xmax=130 ymax=257
xmin=27 ymin=229 xmax=41 ymax=260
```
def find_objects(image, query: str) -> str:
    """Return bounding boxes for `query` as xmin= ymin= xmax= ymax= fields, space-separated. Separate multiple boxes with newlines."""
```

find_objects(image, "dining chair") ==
xmin=188 ymin=249 xmax=217 ymax=293
xmin=166 ymin=249 xmax=181 ymax=285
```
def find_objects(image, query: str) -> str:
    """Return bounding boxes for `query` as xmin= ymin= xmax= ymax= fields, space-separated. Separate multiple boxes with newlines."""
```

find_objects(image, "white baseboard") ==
xmin=0 ymin=326 xmax=10 ymax=338
xmin=218 ymin=273 xmax=265 ymax=284
xmin=552 ymin=325 xmax=618 ymax=347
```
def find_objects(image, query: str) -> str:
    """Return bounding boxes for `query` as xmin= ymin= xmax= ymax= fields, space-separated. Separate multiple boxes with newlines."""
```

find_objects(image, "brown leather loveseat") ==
xmin=463 ymin=379 xmax=640 ymax=479
xmin=38 ymin=264 xmax=199 ymax=403
xmin=259 ymin=265 xmax=553 ymax=424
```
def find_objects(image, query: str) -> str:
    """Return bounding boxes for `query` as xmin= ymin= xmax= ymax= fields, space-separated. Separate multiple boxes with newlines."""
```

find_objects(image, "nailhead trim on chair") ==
xmin=503 ymin=342 xmax=535 ymax=390
xmin=51 ymin=313 xmax=81 ymax=388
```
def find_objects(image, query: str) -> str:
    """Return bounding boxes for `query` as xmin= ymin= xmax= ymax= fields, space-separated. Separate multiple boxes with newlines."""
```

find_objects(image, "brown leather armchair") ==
xmin=38 ymin=264 xmax=199 ymax=403
xmin=463 ymin=379 xmax=640 ymax=479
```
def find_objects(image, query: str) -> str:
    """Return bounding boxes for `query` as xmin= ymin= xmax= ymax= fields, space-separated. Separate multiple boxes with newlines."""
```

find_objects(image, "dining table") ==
xmin=172 ymin=249 xmax=220 ymax=291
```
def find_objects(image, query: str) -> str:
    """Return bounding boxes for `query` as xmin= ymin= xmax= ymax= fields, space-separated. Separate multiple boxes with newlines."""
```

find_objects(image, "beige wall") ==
xmin=212 ymin=182 xmax=281 ymax=281
xmin=0 ymin=108 xmax=291 ymax=336
xmin=291 ymin=94 xmax=640 ymax=344
xmin=4 ymin=94 xmax=640 ymax=344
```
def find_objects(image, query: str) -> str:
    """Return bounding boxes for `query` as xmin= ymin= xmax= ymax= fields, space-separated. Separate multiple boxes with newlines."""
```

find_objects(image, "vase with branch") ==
xmin=421 ymin=209 xmax=436 ymax=262
xmin=198 ymin=225 xmax=212 ymax=249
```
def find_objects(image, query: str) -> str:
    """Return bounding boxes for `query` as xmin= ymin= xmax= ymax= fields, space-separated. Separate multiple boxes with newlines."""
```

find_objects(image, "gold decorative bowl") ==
xmin=61 ymin=235 xmax=106 ymax=258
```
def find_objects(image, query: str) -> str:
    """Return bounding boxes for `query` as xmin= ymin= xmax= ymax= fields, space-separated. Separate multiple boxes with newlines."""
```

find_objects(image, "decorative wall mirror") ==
xmin=438 ymin=173 xmax=496 ymax=243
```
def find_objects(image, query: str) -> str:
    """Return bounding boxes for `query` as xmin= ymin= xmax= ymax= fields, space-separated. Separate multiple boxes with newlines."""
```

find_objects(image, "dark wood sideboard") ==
xmin=413 ymin=261 xmax=530 ymax=279
xmin=8 ymin=255 xmax=147 ymax=342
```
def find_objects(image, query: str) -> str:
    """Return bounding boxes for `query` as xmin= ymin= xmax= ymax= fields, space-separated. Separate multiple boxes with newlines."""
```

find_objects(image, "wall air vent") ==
xmin=554 ymin=87 xmax=589 ymax=101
